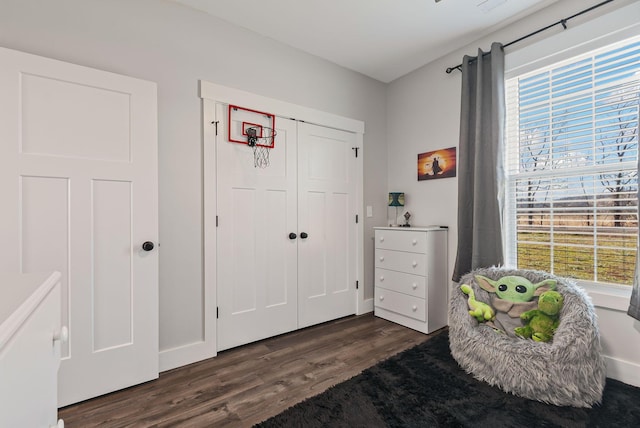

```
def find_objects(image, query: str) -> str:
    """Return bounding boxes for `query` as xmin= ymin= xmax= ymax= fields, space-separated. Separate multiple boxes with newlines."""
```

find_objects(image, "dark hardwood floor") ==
xmin=59 ymin=314 xmax=434 ymax=427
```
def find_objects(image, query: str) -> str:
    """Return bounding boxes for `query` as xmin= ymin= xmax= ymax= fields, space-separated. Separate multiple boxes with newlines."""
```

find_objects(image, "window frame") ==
xmin=502 ymin=9 xmax=640 ymax=308
xmin=505 ymin=38 xmax=639 ymax=287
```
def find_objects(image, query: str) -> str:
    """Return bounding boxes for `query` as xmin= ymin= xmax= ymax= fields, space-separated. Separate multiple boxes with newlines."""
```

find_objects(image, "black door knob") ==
xmin=289 ymin=233 xmax=297 ymax=240
xmin=142 ymin=241 xmax=155 ymax=251
xmin=300 ymin=232 xmax=308 ymax=239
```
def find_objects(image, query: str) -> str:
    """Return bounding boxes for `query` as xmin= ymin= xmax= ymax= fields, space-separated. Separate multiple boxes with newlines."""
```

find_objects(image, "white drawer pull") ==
xmin=379 ymin=275 xmax=385 ymax=282
xmin=412 ymin=239 xmax=417 ymax=245
xmin=412 ymin=261 xmax=417 ymax=267
xmin=379 ymin=236 xmax=385 ymax=242
xmin=412 ymin=305 xmax=418 ymax=312
xmin=51 ymin=419 xmax=64 ymax=428
xmin=53 ymin=326 xmax=69 ymax=344
xmin=412 ymin=283 xmax=417 ymax=290
xmin=379 ymin=256 xmax=385 ymax=262
xmin=379 ymin=295 xmax=384 ymax=301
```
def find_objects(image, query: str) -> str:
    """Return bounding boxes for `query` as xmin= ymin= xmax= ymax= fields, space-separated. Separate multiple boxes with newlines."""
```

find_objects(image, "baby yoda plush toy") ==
xmin=475 ymin=275 xmax=557 ymax=305
xmin=475 ymin=275 xmax=557 ymax=336
xmin=515 ymin=290 xmax=564 ymax=342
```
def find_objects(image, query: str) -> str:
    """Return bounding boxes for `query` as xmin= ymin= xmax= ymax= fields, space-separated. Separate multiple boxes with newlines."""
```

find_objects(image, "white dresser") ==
xmin=373 ymin=227 xmax=448 ymax=334
xmin=0 ymin=271 xmax=65 ymax=428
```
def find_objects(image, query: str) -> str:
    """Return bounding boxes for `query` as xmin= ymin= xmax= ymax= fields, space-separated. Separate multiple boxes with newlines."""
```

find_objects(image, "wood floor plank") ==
xmin=59 ymin=314 xmax=433 ymax=427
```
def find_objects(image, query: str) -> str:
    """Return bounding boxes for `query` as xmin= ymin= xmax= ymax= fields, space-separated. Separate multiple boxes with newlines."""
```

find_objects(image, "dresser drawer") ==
xmin=375 ymin=268 xmax=426 ymax=298
xmin=375 ymin=287 xmax=426 ymax=322
xmin=375 ymin=229 xmax=427 ymax=253
xmin=375 ymin=249 xmax=427 ymax=276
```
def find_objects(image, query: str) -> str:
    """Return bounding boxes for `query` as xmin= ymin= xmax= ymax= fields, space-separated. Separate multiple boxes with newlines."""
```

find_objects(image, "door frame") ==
xmin=179 ymin=81 xmax=364 ymax=367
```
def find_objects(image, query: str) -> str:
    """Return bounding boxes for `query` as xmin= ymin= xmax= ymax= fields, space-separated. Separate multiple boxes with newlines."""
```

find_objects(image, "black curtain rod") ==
xmin=445 ymin=0 xmax=615 ymax=74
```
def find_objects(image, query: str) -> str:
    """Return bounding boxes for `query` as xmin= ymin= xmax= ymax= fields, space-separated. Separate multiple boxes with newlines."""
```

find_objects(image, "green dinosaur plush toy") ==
xmin=460 ymin=284 xmax=495 ymax=323
xmin=514 ymin=290 xmax=564 ymax=342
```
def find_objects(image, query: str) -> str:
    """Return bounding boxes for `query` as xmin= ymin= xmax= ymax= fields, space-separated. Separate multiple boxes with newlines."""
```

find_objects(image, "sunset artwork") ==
xmin=418 ymin=147 xmax=457 ymax=181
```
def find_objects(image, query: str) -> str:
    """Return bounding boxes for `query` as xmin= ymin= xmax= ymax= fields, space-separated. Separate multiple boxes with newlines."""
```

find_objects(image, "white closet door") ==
xmin=0 ymin=47 xmax=159 ymax=406
xmin=297 ymin=122 xmax=357 ymax=328
xmin=216 ymin=104 xmax=298 ymax=351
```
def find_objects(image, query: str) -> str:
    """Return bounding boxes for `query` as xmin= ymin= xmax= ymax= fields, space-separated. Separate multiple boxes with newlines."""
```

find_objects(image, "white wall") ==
xmin=0 ymin=0 xmax=387 ymax=361
xmin=387 ymin=0 xmax=640 ymax=387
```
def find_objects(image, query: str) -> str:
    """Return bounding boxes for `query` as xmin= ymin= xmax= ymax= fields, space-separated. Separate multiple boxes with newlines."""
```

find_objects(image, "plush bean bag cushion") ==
xmin=448 ymin=266 xmax=606 ymax=408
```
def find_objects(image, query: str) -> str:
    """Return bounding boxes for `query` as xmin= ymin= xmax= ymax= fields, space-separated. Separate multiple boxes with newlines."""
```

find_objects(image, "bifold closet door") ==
xmin=216 ymin=104 xmax=298 ymax=351
xmin=216 ymin=107 xmax=358 ymax=349
xmin=0 ymin=46 xmax=159 ymax=406
xmin=297 ymin=122 xmax=357 ymax=328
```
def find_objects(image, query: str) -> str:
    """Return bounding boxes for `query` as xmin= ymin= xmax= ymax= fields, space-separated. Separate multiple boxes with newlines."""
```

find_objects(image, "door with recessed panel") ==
xmin=216 ymin=103 xmax=298 ymax=351
xmin=297 ymin=122 xmax=357 ymax=328
xmin=0 ymin=47 xmax=158 ymax=406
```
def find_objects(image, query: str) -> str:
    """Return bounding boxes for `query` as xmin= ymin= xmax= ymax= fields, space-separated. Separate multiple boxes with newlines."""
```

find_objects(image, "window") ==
xmin=505 ymin=37 xmax=640 ymax=287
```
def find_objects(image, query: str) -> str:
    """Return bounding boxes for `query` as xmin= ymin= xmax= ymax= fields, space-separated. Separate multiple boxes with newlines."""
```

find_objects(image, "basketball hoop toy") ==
xmin=228 ymin=105 xmax=277 ymax=169
xmin=246 ymin=126 xmax=276 ymax=168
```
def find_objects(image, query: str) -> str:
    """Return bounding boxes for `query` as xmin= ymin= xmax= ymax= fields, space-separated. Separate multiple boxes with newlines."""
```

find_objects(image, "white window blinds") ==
xmin=505 ymin=37 xmax=640 ymax=286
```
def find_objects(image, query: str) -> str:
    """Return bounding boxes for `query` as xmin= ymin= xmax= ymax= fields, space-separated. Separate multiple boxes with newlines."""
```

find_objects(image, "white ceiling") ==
xmin=171 ymin=0 xmax=560 ymax=82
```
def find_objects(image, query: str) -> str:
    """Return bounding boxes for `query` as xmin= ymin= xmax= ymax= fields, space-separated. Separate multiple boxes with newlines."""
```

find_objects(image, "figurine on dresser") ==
xmin=402 ymin=211 xmax=411 ymax=227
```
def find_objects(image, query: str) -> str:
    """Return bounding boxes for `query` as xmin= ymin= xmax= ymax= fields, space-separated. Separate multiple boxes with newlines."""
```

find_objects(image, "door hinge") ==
xmin=352 ymin=147 xmax=359 ymax=158
xmin=216 ymin=215 xmax=219 ymax=227
xmin=355 ymin=214 xmax=359 ymax=224
xmin=216 ymin=307 xmax=219 ymax=319
xmin=356 ymin=280 xmax=359 ymax=290
xmin=212 ymin=121 xmax=219 ymax=136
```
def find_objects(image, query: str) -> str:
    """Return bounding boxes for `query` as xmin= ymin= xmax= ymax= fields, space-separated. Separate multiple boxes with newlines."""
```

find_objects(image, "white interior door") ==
xmin=297 ymin=122 xmax=357 ymax=328
xmin=216 ymin=103 xmax=298 ymax=351
xmin=0 ymin=47 xmax=159 ymax=406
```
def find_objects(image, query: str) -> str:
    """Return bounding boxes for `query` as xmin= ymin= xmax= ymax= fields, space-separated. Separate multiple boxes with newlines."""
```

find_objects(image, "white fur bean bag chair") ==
xmin=448 ymin=266 xmax=606 ymax=408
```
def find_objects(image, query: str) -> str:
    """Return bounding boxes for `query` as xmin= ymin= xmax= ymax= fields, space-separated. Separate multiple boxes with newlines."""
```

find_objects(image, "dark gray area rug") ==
xmin=255 ymin=329 xmax=640 ymax=427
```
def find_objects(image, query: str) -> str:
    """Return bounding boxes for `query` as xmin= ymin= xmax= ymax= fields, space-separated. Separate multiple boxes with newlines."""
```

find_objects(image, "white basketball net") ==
xmin=252 ymin=145 xmax=270 ymax=168
xmin=246 ymin=126 xmax=275 ymax=169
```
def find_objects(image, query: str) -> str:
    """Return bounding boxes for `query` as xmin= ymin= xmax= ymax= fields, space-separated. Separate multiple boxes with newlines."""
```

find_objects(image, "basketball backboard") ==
xmin=228 ymin=104 xmax=276 ymax=148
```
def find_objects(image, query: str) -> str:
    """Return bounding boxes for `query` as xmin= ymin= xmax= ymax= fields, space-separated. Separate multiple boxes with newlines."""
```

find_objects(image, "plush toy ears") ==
xmin=475 ymin=275 xmax=497 ymax=293
xmin=533 ymin=279 xmax=557 ymax=296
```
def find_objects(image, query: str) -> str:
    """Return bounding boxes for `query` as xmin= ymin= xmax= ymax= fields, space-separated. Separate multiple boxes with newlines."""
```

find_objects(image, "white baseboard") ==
xmin=159 ymin=341 xmax=216 ymax=372
xmin=604 ymin=355 xmax=640 ymax=388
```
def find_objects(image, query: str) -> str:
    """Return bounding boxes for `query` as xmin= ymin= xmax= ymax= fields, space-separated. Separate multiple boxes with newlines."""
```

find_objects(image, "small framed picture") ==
xmin=418 ymin=147 xmax=457 ymax=181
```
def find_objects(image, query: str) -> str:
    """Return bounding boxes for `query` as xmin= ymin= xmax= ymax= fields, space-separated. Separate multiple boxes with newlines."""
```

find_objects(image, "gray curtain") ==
xmin=452 ymin=42 xmax=506 ymax=282
xmin=628 ymin=152 xmax=640 ymax=321
xmin=629 ymin=261 xmax=640 ymax=320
